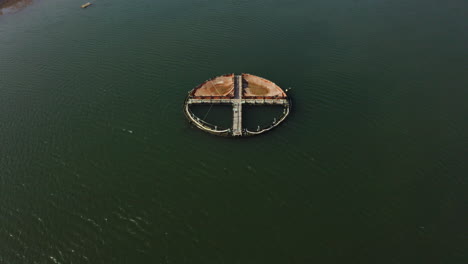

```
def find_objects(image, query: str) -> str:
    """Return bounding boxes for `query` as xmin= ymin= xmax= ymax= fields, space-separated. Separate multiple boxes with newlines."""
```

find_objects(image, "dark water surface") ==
xmin=1 ymin=0 xmax=467 ymax=263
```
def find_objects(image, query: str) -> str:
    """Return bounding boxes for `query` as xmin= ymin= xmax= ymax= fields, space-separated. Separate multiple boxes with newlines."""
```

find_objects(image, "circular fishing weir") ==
xmin=184 ymin=73 xmax=291 ymax=137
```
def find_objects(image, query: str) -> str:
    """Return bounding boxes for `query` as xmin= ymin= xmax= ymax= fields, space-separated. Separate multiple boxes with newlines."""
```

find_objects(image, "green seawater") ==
xmin=1 ymin=0 xmax=467 ymax=263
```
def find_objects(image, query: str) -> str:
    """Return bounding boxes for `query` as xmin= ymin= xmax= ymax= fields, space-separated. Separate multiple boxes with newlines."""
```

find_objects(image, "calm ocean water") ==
xmin=1 ymin=0 xmax=467 ymax=263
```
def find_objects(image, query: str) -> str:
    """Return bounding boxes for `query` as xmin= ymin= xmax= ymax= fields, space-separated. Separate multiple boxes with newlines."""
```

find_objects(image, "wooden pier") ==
xmin=184 ymin=74 xmax=290 ymax=137
xmin=187 ymin=98 xmax=289 ymax=105
xmin=232 ymin=75 xmax=243 ymax=136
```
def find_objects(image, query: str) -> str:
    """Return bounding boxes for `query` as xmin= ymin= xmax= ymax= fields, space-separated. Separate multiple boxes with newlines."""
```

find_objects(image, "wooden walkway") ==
xmin=232 ymin=75 xmax=243 ymax=136
xmin=187 ymin=74 xmax=289 ymax=136
xmin=187 ymin=98 xmax=288 ymax=105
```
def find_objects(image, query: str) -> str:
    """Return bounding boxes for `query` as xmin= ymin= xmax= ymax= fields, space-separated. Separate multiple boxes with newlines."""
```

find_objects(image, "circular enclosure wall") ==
xmin=184 ymin=74 xmax=291 ymax=137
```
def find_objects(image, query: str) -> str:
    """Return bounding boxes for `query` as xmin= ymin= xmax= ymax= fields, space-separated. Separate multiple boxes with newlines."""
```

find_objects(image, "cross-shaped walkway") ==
xmin=232 ymin=75 xmax=243 ymax=136
xmin=186 ymin=74 xmax=289 ymax=136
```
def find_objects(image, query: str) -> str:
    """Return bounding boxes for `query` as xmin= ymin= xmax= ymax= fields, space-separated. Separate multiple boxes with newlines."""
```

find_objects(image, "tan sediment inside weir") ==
xmin=242 ymin=74 xmax=287 ymax=97
xmin=191 ymin=74 xmax=235 ymax=97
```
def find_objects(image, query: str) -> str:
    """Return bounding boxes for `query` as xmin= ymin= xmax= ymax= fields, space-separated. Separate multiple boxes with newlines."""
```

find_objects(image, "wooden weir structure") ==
xmin=184 ymin=74 xmax=291 ymax=137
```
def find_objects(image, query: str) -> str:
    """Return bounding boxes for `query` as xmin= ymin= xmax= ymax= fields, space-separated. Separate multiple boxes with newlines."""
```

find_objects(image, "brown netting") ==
xmin=192 ymin=74 xmax=235 ymax=97
xmin=242 ymin=74 xmax=286 ymax=97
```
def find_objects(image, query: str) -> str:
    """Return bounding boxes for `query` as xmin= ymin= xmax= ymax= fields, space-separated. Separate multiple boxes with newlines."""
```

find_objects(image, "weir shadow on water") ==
xmin=188 ymin=104 xmax=287 ymax=134
xmin=188 ymin=105 xmax=233 ymax=130
xmin=243 ymin=105 xmax=286 ymax=132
